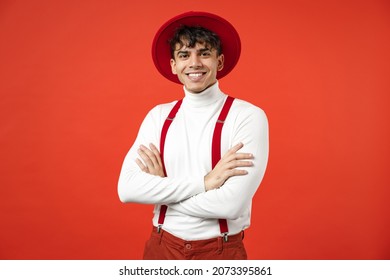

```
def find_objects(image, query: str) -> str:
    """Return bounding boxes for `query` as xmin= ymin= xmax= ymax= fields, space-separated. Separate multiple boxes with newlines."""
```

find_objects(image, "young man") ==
xmin=118 ymin=11 xmax=269 ymax=259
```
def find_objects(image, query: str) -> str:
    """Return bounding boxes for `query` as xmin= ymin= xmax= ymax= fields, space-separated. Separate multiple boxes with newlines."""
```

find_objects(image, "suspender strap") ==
xmin=212 ymin=96 xmax=235 ymax=168
xmin=157 ymin=99 xmax=183 ymax=228
xmin=157 ymin=96 xmax=235 ymax=238
xmin=160 ymin=99 xmax=183 ymax=176
xmin=212 ymin=96 xmax=235 ymax=238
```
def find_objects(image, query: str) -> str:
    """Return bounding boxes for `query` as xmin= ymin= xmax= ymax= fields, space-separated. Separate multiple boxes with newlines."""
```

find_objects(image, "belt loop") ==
xmin=241 ymin=231 xmax=245 ymax=240
xmin=217 ymin=237 xmax=223 ymax=254
xmin=158 ymin=228 xmax=164 ymax=245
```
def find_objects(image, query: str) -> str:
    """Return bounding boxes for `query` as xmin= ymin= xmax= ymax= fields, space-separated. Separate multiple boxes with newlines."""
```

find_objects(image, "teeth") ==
xmin=188 ymin=73 xmax=203 ymax=77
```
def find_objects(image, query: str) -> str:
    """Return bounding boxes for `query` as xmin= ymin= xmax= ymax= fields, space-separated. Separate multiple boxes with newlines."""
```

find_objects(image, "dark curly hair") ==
xmin=169 ymin=25 xmax=222 ymax=59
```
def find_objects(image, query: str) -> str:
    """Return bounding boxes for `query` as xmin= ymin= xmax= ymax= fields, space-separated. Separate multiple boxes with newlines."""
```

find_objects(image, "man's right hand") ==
xmin=204 ymin=142 xmax=253 ymax=191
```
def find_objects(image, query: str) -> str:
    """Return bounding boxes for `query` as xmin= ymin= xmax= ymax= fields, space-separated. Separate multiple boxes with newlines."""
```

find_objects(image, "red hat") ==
xmin=152 ymin=11 xmax=241 ymax=84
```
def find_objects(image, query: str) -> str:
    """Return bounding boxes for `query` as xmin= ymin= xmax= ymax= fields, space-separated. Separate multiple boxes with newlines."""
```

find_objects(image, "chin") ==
xmin=184 ymin=83 xmax=205 ymax=93
xmin=187 ymin=87 xmax=207 ymax=93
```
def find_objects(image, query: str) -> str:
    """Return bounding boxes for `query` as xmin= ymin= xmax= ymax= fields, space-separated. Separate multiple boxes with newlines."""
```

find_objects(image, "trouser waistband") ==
xmin=152 ymin=226 xmax=244 ymax=245
xmin=143 ymin=227 xmax=247 ymax=259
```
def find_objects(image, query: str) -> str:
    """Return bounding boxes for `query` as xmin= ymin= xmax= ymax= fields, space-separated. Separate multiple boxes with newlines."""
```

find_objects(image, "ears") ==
xmin=170 ymin=54 xmax=225 ymax=75
xmin=217 ymin=54 xmax=225 ymax=71
xmin=170 ymin=59 xmax=177 ymax=74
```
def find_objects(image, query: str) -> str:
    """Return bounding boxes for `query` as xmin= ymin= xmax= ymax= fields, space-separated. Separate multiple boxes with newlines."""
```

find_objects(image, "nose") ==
xmin=189 ymin=53 xmax=202 ymax=68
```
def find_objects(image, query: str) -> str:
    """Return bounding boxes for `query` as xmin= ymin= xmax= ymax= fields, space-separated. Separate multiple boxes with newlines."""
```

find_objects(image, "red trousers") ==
xmin=143 ymin=227 xmax=247 ymax=260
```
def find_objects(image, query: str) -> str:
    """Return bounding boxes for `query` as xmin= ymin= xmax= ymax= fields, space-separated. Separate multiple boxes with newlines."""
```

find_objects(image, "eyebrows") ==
xmin=174 ymin=47 xmax=213 ymax=56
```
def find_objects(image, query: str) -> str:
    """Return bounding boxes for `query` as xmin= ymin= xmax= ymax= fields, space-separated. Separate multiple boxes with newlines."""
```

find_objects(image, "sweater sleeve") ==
xmin=117 ymin=105 xmax=205 ymax=205
xmin=168 ymin=106 xmax=269 ymax=220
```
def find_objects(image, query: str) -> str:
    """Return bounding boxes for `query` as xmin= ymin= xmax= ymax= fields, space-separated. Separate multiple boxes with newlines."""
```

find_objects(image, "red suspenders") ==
xmin=157 ymin=99 xmax=183 ymax=227
xmin=157 ymin=96 xmax=235 ymax=241
xmin=212 ymin=96 xmax=235 ymax=240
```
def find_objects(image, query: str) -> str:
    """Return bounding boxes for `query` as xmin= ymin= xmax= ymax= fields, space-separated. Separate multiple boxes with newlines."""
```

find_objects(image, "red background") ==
xmin=1 ymin=0 xmax=389 ymax=259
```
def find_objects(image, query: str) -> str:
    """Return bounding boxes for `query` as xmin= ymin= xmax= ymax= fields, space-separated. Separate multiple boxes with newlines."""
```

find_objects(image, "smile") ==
xmin=186 ymin=72 xmax=206 ymax=81
xmin=188 ymin=73 xmax=203 ymax=77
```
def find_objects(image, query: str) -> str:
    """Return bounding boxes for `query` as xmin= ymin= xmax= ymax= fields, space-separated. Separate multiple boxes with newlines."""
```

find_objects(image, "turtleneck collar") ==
xmin=182 ymin=81 xmax=225 ymax=108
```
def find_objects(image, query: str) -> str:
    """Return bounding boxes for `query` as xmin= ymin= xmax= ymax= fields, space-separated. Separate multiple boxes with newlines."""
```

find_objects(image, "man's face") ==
xmin=170 ymin=42 xmax=224 ymax=93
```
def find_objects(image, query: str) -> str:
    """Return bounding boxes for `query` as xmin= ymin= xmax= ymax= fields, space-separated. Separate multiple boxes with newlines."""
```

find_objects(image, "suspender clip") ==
xmin=223 ymin=232 xmax=229 ymax=242
xmin=157 ymin=225 xmax=162 ymax=233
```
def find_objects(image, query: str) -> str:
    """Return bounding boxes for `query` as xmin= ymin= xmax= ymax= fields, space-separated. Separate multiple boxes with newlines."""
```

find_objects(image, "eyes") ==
xmin=176 ymin=50 xmax=212 ymax=60
xmin=177 ymin=52 xmax=189 ymax=59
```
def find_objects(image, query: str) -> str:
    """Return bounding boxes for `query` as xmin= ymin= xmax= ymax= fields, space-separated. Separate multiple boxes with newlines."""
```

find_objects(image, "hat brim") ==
xmin=152 ymin=11 xmax=241 ymax=84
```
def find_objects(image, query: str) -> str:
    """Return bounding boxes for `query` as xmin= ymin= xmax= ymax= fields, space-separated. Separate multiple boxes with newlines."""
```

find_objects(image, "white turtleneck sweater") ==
xmin=118 ymin=82 xmax=269 ymax=240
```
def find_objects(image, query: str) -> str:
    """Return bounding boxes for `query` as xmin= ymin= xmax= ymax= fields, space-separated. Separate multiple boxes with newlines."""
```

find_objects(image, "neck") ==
xmin=184 ymin=80 xmax=218 ymax=94
xmin=183 ymin=81 xmax=225 ymax=108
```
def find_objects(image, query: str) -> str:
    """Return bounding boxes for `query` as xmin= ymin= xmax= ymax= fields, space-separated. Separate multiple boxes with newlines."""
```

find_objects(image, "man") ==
xmin=118 ymin=11 xmax=269 ymax=260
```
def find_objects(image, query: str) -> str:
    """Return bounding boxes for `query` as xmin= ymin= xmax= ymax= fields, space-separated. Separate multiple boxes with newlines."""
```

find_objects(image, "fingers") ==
xmin=204 ymin=142 xmax=254 ymax=191
xmin=136 ymin=143 xmax=165 ymax=177
xmin=219 ymin=143 xmax=253 ymax=169
xmin=224 ymin=143 xmax=253 ymax=161
xmin=222 ymin=160 xmax=251 ymax=178
xmin=226 ymin=159 xmax=253 ymax=169
xmin=135 ymin=158 xmax=148 ymax=172
xmin=225 ymin=168 xmax=248 ymax=177
xmin=138 ymin=144 xmax=159 ymax=168
xmin=149 ymin=143 xmax=163 ymax=167
xmin=225 ymin=153 xmax=254 ymax=165
xmin=227 ymin=142 xmax=244 ymax=154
